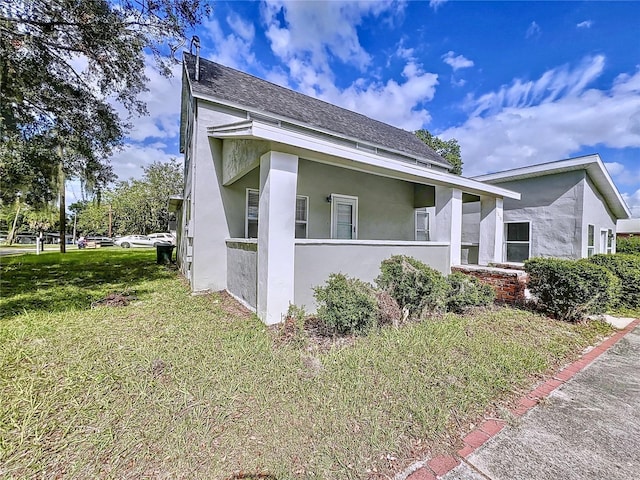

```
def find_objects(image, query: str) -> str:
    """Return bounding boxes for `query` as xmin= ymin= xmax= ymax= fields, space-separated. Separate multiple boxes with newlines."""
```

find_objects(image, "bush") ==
xmin=313 ymin=273 xmax=378 ymax=334
xmin=446 ymin=272 xmax=496 ymax=313
xmin=525 ymin=257 xmax=620 ymax=322
xmin=588 ymin=254 xmax=640 ymax=309
xmin=375 ymin=255 xmax=449 ymax=318
xmin=616 ymin=236 xmax=640 ymax=255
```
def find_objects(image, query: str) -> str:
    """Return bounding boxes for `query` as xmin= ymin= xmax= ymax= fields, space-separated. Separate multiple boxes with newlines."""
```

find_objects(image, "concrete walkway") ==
xmin=399 ymin=318 xmax=640 ymax=480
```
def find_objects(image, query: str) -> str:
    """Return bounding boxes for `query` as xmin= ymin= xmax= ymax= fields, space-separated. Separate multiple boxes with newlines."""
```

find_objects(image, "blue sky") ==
xmin=94 ymin=0 xmax=640 ymax=217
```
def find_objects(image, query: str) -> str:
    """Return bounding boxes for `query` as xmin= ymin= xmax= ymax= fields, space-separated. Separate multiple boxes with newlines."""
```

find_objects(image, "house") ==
xmin=617 ymin=218 xmax=640 ymax=238
xmin=465 ymin=155 xmax=631 ymax=262
xmin=172 ymin=53 xmax=520 ymax=324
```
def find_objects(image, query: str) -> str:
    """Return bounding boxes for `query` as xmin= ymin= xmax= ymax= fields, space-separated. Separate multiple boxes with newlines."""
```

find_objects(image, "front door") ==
xmin=331 ymin=195 xmax=358 ymax=239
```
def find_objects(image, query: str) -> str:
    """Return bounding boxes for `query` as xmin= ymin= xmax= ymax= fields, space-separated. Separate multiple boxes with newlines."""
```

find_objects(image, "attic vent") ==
xmin=356 ymin=142 xmax=377 ymax=153
xmin=247 ymin=112 xmax=281 ymax=126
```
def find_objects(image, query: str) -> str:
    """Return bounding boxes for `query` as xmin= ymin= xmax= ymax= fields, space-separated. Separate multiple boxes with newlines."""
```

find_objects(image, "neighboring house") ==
xmin=172 ymin=53 xmax=520 ymax=324
xmin=464 ymin=155 xmax=631 ymax=262
xmin=617 ymin=218 xmax=640 ymax=238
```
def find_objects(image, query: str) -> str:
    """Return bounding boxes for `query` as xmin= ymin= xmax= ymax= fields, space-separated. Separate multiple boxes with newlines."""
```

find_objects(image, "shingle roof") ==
xmin=183 ymin=53 xmax=450 ymax=169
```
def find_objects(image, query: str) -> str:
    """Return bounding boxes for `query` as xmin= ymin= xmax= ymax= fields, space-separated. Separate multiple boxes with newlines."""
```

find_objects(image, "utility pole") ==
xmin=108 ymin=205 xmax=113 ymax=237
xmin=58 ymin=145 xmax=66 ymax=254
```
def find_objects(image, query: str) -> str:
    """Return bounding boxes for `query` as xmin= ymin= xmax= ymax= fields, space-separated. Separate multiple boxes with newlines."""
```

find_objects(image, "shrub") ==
xmin=446 ymin=272 xmax=496 ymax=313
xmin=375 ymin=255 xmax=449 ymax=318
xmin=616 ymin=236 xmax=640 ymax=255
xmin=313 ymin=273 xmax=378 ymax=334
xmin=588 ymin=254 xmax=640 ymax=309
xmin=525 ymin=257 xmax=620 ymax=322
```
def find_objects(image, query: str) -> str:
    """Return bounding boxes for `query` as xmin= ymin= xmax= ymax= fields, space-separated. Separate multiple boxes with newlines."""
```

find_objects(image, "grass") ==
xmin=0 ymin=250 xmax=615 ymax=479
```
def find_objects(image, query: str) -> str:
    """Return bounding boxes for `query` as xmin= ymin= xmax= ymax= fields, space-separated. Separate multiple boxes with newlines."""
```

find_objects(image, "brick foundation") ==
xmin=452 ymin=265 xmax=528 ymax=304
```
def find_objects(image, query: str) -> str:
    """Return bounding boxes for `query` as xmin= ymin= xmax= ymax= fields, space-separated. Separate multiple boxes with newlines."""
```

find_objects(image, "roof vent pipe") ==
xmin=190 ymin=35 xmax=201 ymax=81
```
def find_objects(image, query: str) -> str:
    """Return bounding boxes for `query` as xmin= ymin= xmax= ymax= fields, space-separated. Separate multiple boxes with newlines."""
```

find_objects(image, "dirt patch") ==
xmin=214 ymin=290 xmax=254 ymax=320
xmin=91 ymin=292 xmax=137 ymax=308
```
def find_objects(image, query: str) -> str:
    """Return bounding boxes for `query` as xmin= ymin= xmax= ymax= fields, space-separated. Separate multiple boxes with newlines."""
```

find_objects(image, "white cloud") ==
xmin=526 ymin=21 xmax=541 ymax=39
xmin=439 ymin=57 xmax=640 ymax=177
xmin=577 ymin=20 xmax=593 ymax=29
xmin=261 ymin=0 xmax=397 ymax=72
xmin=622 ymin=189 xmax=640 ymax=217
xmin=429 ymin=0 xmax=448 ymax=11
xmin=259 ymin=0 xmax=435 ymax=130
xmin=442 ymin=51 xmax=474 ymax=71
xmin=317 ymin=61 xmax=439 ymax=131
xmin=122 ymin=59 xmax=182 ymax=142
xmin=109 ymin=143 xmax=178 ymax=181
xmin=201 ymin=17 xmax=256 ymax=70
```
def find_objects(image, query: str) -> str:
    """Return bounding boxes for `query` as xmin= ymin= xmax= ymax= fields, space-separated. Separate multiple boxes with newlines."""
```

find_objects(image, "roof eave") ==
xmin=473 ymin=154 xmax=631 ymax=219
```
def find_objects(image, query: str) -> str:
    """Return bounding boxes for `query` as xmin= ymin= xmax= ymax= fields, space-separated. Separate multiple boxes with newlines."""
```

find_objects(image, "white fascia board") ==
xmin=191 ymin=90 xmax=453 ymax=171
xmin=475 ymin=154 xmax=630 ymax=218
xmin=210 ymin=119 xmax=520 ymax=200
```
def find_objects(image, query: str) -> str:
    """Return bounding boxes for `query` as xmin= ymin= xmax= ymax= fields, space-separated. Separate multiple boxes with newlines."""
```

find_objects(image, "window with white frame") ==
xmin=246 ymin=189 xmax=259 ymax=238
xmin=607 ymin=229 xmax=614 ymax=254
xmin=587 ymin=224 xmax=595 ymax=257
xmin=415 ymin=208 xmax=430 ymax=241
xmin=504 ymin=222 xmax=530 ymax=263
xmin=295 ymin=196 xmax=309 ymax=239
xmin=245 ymin=189 xmax=308 ymax=239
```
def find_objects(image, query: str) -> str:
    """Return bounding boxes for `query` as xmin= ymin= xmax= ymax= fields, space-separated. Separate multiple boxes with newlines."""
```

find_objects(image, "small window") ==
xmin=587 ymin=224 xmax=595 ymax=257
xmin=246 ymin=189 xmax=308 ymax=239
xmin=607 ymin=229 xmax=614 ymax=254
xmin=246 ymin=189 xmax=259 ymax=238
xmin=415 ymin=208 xmax=430 ymax=241
xmin=504 ymin=222 xmax=530 ymax=263
xmin=295 ymin=196 xmax=308 ymax=239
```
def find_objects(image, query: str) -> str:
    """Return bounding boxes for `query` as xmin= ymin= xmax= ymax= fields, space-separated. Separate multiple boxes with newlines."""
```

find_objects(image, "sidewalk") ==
xmin=398 ymin=318 xmax=640 ymax=480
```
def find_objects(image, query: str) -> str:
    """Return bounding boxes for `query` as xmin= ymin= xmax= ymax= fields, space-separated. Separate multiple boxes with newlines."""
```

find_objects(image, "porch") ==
xmin=219 ymin=147 xmax=519 ymax=324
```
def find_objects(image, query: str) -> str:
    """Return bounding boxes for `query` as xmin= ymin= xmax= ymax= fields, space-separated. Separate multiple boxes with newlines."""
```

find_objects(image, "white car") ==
xmin=115 ymin=235 xmax=171 ymax=248
xmin=147 ymin=232 xmax=176 ymax=245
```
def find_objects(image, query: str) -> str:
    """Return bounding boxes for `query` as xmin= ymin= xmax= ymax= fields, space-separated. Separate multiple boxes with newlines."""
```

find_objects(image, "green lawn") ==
xmin=0 ymin=250 xmax=613 ymax=479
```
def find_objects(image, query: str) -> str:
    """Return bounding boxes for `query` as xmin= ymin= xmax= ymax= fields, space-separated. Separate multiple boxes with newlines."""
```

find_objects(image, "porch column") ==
xmin=434 ymin=186 xmax=462 ymax=267
xmin=257 ymin=151 xmax=299 ymax=325
xmin=478 ymin=196 xmax=504 ymax=266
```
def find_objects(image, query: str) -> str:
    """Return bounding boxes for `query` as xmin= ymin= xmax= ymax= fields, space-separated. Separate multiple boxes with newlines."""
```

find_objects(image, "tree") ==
xmin=76 ymin=159 xmax=183 ymax=236
xmin=415 ymin=129 xmax=463 ymax=175
xmin=1 ymin=0 xmax=210 ymax=250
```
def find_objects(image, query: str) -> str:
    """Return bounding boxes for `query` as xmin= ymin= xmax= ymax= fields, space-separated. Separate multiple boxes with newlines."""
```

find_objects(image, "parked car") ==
xmin=147 ymin=232 xmax=176 ymax=245
xmin=115 ymin=235 xmax=172 ymax=248
xmin=86 ymin=236 xmax=115 ymax=247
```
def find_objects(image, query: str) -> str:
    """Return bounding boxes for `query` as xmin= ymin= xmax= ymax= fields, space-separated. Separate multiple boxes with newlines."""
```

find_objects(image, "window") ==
xmin=607 ymin=229 xmax=614 ymax=254
xmin=330 ymin=194 xmax=358 ymax=239
xmin=246 ymin=189 xmax=259 ymax=238
xmin=245 ymin=189 xmax=308 ymax=239
xmin=587 ymin=224 xmax=595 ymax=257
xmin=504 ymin=222 xmax=530 ymax=263
xmin=415 ymin=208 xmax=430 ymax=241
xmin=295 ymin=196 xmax=309 ymax=239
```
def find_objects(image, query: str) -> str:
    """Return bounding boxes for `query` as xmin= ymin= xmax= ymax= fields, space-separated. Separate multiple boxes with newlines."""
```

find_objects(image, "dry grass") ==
xmin=0 ymin=250 xmax=613 ymax=479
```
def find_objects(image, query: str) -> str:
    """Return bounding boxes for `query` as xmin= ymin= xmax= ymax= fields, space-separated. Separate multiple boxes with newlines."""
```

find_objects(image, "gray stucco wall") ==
xmin=294 ymin=242 xmax=450 ymax=311
xmin=491 ymin=170 xmax=586 ymax=259
xmin=226 ymin=241 xmax=257 ymax=308
xmin=188 ymin=102 xmax=249 ymax=292
xmin=297 ymin=159 xmax=416 ymax=240
xmin=220 ymin=157 xmax=422 ymax=241
xmin=582 ymin=175 xmax=617 ymax=255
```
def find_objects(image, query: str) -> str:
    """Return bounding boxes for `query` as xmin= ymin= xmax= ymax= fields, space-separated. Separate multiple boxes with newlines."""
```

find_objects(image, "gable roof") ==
xmin=473 ymin=154 xmax=631 ymax=219
xmin=182 ymin=53 xmax=451 ymax=170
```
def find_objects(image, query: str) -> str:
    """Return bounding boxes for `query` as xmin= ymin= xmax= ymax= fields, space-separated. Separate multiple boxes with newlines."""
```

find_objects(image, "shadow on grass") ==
xmin=0 ymin=249 xmax=177 ymax=318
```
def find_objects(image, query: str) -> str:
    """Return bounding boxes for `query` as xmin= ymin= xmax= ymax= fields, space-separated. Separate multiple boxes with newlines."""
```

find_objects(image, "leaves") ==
xmin=414 ymin=129 xmax=463 ymax=175
xmin=0 ymin=0 xmax=210 ymax=205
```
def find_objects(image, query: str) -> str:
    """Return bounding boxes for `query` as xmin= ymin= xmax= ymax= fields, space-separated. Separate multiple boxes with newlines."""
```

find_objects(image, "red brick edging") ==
xmin=402 ymin=318 xmax=640 ymax=480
